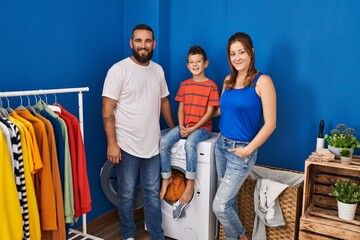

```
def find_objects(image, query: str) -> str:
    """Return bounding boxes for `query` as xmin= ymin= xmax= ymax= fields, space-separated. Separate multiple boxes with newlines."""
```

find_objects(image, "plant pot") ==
xmin=340 ymin=156 xmax=352 ymax=165
xmin=328 ymin=146 xmax=354 ymax=159
xmin=337 ymin=200 xmax=358 ymax=220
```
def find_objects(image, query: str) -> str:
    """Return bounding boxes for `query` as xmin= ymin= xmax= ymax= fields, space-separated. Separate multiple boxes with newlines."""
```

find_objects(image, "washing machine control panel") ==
xmin=170 ymin=140 xmax=186 ymax=159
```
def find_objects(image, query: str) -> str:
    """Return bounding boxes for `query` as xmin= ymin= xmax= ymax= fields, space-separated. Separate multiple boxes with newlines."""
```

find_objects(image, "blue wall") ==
xmin=1 ymin=0 xmax=360 ymax=225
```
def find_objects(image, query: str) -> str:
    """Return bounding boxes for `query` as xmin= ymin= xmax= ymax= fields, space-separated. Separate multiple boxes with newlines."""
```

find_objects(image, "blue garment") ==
xmin=40 ymin=110 xmax=64 ymax=184
xmin=160 ymin=126 xmax=211 ymax=179
xmin=212 ymin=133 xmax=258 ymax=239
xmin=219 ymin=72 xmax=263 ymax=142
xmin=116 ymin=150 xmax=164 ymax=240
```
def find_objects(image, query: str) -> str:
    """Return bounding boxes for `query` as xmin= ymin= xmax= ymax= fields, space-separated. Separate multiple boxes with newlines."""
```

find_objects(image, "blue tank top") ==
xmin=219 ymin=72 xmax=263 ymax=142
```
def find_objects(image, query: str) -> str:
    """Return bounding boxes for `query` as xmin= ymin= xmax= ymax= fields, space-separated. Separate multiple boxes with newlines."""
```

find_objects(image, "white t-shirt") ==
xmin=102 ymin=57 xmax=170 ymax=158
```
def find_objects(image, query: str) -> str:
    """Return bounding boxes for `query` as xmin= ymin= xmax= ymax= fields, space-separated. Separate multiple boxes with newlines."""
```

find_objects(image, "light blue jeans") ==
xmin=160 ymin=126 xmax=211 ymax=179
xmin=117 ymin=150 xmax=164 ymax=240
xmin=212 ymin=133 xmax=257 ymax=240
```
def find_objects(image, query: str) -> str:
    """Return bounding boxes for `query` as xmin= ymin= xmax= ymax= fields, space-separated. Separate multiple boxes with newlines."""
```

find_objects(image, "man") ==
xmin=102 ymin=24 xmax=175 ymax=240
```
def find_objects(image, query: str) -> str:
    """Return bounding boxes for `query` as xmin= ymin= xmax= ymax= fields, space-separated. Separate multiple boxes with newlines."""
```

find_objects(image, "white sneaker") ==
xmin=125 ymin=238 xmax=134 ymax=240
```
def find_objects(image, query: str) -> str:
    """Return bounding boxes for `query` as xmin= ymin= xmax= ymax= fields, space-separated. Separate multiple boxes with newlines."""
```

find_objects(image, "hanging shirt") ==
xmin=0 ymin=118 xmax=30 ymax=239
xmin=0 ymin=131 xmax=23 ymax=240
xmin=36 ymin=114 xmax=66 ymax=240
xmin=59 ymin=105 xmax=92 ymax=217
xmin=36 ymin=99 xmax=75 ymax=224
xmin=10 ymin=111 xmax=43 ymax=173
xmin=0 ymin=120 xmax=14 ymax=166
xmin=15 ymin=108 xmax=57 ymax=230
xmin=9 ymin=116 xmax=41 ymax=240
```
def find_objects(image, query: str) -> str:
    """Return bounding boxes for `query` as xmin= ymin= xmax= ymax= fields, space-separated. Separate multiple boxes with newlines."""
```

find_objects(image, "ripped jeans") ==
xmin=212 ymin=133 xmax=257 ymax=240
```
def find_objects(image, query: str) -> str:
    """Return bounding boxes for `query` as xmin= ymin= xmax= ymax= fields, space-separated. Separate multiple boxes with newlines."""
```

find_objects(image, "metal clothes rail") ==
xmin=0 ymin=87 xmax=103 ymax=240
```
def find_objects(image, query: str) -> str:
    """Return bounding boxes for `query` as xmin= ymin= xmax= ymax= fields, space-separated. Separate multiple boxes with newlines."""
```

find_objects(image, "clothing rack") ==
xmin=0 ymin=87 xmax=103 ymax=240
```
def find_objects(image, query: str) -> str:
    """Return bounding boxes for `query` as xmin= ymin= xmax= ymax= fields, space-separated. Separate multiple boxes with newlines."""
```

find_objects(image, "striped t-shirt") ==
xmin=175 ymin=78 xmax=219 ymax=132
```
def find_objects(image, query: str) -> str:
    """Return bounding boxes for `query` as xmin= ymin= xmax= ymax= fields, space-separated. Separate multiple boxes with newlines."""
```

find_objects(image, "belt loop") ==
xmin=233 ymin=141 xmax=236 ymax=148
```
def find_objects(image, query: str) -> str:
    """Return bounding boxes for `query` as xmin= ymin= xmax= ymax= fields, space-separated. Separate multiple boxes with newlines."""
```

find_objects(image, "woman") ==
xmin=212 ymin=32 xmax=276 ymax=240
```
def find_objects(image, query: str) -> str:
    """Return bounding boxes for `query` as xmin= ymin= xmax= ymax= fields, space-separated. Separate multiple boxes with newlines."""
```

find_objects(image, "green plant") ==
xmin=324 ymin=124 xmax=360 ymax=149
xmin=340 ymin=149 xmax=351 ymax=157
xmin=330 ymin=178 xmax=360 ymax=204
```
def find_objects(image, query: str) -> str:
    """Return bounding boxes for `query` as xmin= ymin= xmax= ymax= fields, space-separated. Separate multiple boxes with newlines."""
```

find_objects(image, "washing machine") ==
xmin=161 ymin=131 xmax=218 ymax=240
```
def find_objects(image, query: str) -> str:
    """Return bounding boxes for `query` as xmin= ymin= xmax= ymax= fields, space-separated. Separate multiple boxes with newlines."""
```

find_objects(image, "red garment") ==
xmin=57 ymin=105 xmax=92 ymax=217
xmin=56 ymin=112 xmax=81 ymax=218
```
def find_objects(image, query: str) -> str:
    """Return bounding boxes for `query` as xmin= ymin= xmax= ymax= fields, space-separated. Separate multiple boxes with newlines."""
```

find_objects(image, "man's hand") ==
xmin=107 ymin=143 xmax=122 ymax=164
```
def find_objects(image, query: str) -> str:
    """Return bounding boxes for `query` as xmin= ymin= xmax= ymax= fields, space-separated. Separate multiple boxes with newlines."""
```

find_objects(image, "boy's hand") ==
xmin=180 ymin=124 xmax=190 ymax=137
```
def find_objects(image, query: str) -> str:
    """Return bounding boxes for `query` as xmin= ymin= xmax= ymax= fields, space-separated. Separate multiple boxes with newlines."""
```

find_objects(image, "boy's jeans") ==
xmin=160 ymin=126 xmax=210 ymax=179
xmin=212 ymin=133 xmax=257 ymax=240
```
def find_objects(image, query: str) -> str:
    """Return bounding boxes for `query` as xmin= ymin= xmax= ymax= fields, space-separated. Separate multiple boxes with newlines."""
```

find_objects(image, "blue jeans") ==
xmin=117 ymin=150 xmax=164 ymax=240
xmin=160 ymin=126 xmax=211 ymax=179
xmin=212 ymin=133 xmax=257 ymax=240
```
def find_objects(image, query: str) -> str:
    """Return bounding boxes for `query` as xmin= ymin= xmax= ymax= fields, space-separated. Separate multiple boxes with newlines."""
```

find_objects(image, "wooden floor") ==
xmin=70 ymin=208 xmax=174 ymax=240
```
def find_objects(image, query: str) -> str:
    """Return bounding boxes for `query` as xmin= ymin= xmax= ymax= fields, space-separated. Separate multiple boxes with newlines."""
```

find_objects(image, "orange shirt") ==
xmin=10 ymin=111 xmax=43 ymax=173
xmin=15 ymin=109 xmax=57 ymax=231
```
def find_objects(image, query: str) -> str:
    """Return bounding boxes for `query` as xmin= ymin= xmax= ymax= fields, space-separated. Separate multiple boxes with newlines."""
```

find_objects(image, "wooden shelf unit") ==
xmin=299 ymin=157 xmax=360 ymax=239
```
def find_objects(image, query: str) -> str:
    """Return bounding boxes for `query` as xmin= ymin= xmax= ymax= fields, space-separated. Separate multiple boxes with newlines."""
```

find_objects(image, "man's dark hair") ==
xmin=131 ymin=24 xmax=154 ymax=40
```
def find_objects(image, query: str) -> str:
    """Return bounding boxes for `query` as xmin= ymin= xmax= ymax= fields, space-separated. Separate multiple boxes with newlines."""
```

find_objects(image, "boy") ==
xmin=160 ymin=45 xmax=219 ymax=206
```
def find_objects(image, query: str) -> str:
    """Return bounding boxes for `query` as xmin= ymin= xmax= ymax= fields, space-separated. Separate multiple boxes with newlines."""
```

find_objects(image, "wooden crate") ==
xmin=299 ymin=156 xmax=360 ymax=240
xmin=299 ymin=230 xmax=338 ymax=239
xmin=219 ymin=165 xmax=303 ymax=240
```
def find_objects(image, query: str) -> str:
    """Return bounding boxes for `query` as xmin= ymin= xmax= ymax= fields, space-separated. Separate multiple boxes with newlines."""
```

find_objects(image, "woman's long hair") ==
xmin=225 ymin=32 xmax=258 ymax=90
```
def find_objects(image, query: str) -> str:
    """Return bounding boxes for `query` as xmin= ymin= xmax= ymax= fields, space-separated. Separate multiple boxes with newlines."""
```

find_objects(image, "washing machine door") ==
xmin=161 ymin=162 xmax=202 ymax=218
xmin=100 ymin=160 xmax=143 ymax=209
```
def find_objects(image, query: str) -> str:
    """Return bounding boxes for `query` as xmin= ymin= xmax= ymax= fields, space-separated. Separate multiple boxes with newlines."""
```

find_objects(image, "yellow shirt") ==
xmin=0 ymin=131 xmax=23 ymax=240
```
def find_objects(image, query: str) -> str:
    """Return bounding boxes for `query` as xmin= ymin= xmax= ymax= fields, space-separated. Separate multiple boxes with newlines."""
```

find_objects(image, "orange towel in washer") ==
xmin=164 ymin=171 xmax=186 ymax=203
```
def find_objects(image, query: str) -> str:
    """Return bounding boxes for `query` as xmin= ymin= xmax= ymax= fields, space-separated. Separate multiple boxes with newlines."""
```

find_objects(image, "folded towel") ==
xmin=173 ymin=200 xmax=187 ymax=219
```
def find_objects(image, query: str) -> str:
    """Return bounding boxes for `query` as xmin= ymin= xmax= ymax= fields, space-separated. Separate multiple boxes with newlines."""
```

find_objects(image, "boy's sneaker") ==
xmin=172 ymin=200 xmax=187 ymax=219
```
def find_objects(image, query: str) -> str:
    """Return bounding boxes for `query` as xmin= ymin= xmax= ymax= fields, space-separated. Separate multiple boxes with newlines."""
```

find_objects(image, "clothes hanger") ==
xmin=5 ymin=96 xmax=14 ymax=113
xmin=33 ymin=94 xmax=44 ymax=112
xmin=16 ymin=96 xmax=26 ymax=110
xmin=26 ymin=95 xmax=38 ymax=116
xmin=0 ymin=97 xmax=9 ymax=118
xmin=47 ymin=93 xmax=61 ymax=113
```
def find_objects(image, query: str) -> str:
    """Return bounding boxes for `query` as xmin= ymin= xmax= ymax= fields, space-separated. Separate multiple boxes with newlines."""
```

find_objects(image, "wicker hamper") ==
xmin=219 ymin=165 xmax=303 ymax=240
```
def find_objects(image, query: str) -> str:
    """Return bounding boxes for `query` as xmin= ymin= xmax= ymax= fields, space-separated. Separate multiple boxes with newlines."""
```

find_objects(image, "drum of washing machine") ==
xmin=100 ymin=160 xmax=143 ymax=210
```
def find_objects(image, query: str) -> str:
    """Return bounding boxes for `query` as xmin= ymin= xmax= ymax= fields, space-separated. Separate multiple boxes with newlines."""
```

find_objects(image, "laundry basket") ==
xmin=219 ymin=165 xmax=304 ymax=240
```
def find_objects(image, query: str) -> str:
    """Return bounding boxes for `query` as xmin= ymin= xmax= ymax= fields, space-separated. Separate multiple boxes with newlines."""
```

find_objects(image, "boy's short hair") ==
xmin=188 ymin=45 xmax=208 ymax=62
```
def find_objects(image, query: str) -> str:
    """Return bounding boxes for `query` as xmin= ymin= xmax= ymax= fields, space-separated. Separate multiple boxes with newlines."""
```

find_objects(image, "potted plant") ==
xmin=324 ymin=124 xmax=360 ymax=158
xmin=340 ymin=149 xmax=352 ymax=165
xmin=329 ymin=178 xmax=360 ymax=220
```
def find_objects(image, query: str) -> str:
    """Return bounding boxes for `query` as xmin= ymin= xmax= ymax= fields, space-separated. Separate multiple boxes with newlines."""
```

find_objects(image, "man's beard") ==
xmin=132 ymin=48 xmax=154 ymax=64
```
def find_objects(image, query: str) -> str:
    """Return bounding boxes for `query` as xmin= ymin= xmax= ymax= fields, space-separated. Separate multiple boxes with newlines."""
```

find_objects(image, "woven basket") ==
xmin=219 ymin=165 xmax=303 ymax=240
